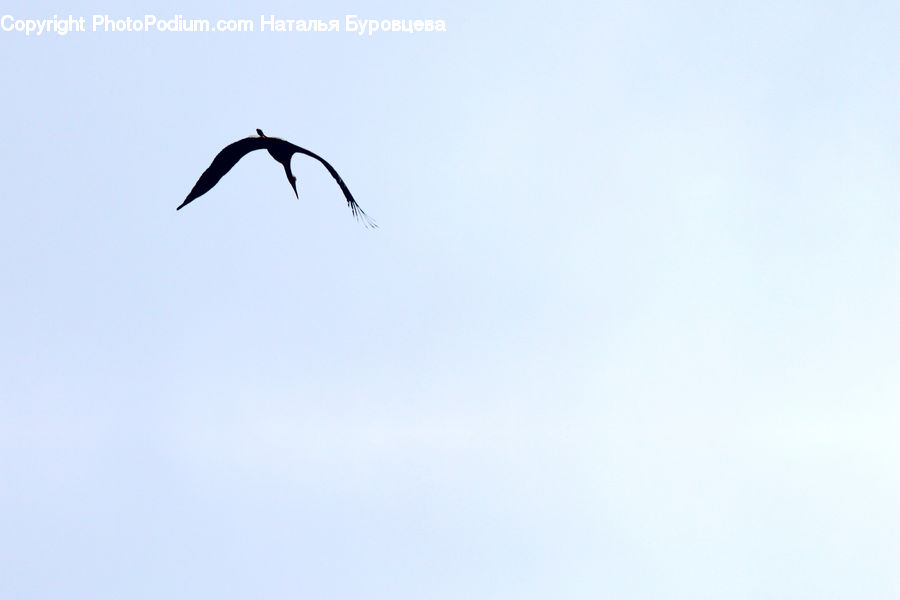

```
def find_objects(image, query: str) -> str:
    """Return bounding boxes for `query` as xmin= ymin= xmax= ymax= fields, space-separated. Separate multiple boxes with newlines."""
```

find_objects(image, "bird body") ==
xmin=178 ymin=130 xmax=375 ymax=227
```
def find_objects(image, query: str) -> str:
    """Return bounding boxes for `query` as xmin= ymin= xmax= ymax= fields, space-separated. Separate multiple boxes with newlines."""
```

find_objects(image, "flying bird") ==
xmin=178 ymin=129 xmax=375 ymax=227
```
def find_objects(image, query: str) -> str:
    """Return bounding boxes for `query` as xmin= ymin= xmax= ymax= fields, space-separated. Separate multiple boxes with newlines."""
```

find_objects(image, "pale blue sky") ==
xmin=1 ymin=1 xmax=897 ymax=598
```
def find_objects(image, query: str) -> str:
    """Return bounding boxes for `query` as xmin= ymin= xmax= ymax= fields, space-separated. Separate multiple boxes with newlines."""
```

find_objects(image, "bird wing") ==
xmin=177 ymin=136 xmax=269 ymax=210
xmin=287 ymin=142 xmax=377 ymax=228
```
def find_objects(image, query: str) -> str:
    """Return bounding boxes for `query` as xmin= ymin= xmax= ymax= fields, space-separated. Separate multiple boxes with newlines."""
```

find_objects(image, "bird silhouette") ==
xmin=178 ymin=129 xmax=375 ymax=227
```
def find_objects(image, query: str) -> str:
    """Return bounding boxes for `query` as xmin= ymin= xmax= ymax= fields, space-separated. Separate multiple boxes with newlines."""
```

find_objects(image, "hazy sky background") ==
xmin=1 ymin=1 xmax=897 ymax=598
